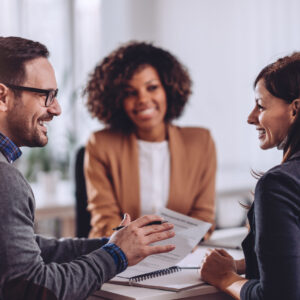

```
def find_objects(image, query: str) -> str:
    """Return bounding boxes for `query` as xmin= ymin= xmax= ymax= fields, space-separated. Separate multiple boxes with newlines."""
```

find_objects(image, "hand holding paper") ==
xmin=109 ymin=214 xmax=175 ymax=265
xmin=118 ymin=208 xmax=212 ymax=277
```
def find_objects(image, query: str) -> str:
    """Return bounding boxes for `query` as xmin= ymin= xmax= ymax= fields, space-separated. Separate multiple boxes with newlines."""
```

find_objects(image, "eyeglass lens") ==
xmin=46 ymin=89 xmax=58 ymax=107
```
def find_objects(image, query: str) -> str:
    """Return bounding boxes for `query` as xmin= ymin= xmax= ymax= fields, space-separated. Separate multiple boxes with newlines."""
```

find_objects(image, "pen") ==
xmin=112 ymin=220 xmax=168 ymax=231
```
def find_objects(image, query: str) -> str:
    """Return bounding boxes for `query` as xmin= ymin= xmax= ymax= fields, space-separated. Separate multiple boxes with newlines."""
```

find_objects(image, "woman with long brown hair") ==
xmin=200 ymin=52 xmax=300 ymax=299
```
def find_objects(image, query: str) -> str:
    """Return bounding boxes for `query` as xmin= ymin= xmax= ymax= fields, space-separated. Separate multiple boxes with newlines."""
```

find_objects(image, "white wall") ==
xmin=1 ymin=0 xmax=300 ymax=191
xmin=90 ymin=0 xmax=300 ymax=190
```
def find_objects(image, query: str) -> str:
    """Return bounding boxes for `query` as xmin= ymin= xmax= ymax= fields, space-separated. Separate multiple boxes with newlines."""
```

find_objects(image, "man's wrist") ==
xmin=102 ymin=243 xmax=128 ymax=273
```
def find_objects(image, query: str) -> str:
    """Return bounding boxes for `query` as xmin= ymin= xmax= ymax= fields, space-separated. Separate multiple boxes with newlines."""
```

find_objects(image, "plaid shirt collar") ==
xmin=0 ymin=132 xmax=22 ymax=163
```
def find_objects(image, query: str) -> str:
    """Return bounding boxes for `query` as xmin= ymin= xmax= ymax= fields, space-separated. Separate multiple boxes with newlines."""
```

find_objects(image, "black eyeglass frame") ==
xmin=3 ymin=83 xmax=58 ymax=107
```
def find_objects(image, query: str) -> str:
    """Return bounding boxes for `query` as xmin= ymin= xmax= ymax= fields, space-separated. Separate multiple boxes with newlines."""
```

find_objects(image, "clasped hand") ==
xmin=200 ymin=248 xmax=238 ymax=290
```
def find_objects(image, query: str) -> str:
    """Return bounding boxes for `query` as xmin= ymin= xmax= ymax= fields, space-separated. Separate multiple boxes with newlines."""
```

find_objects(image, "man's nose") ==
xmin=47 ymin=98 xmax=61 ymax=116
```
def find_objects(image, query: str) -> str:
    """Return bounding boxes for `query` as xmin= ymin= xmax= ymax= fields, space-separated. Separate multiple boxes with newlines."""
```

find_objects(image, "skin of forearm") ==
xmin=220 ymin=272 xmax=248 ymax=300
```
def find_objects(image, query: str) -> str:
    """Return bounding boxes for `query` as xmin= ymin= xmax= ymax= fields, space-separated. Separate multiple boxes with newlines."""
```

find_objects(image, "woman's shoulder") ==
xmin=261 ymin=157 xmax=300 ymax=183
xmin=87 ymin=128 xmax=126 ymax=145
xmin=256 ymin=158 xmax=300 ymax=202
xmin=170 ymin=124 xmax=213 ymax=142
xmin=86 ymin=128 xmax=131 ymax=156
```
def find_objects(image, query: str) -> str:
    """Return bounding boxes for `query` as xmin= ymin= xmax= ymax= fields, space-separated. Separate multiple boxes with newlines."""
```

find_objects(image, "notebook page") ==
xmin=132 ymin=268 xmax=204 ymax=291
xmin=118 ymin=208 xmax=211 ymax=278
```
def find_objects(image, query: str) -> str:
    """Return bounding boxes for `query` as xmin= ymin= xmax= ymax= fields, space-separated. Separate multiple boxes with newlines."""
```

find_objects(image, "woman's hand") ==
xmin=200 ymin=248 xmax=247 ymax=299
xmin=235 ymin=258 xmax=246 ymax=275
xmin=200 ymin=249 xmax=237 ymax=289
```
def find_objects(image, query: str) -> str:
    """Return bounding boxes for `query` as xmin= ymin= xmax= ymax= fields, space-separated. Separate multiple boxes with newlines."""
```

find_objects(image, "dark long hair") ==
xmin=254 ymin=52 xmax=300 ymax=163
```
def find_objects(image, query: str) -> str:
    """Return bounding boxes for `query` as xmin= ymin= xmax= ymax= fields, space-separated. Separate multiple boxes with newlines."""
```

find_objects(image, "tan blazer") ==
xmin=84 ymin=124 xmax=217 ymax=237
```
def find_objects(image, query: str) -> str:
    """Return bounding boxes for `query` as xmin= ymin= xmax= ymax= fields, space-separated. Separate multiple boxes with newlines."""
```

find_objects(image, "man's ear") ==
xmin=0 ymin=84 xmax=10 ymax=112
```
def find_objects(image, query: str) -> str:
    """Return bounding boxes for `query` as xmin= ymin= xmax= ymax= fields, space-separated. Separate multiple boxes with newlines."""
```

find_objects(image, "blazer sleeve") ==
xmin=189 ymin=131 xmax=216 ymax=234
xmin=84 ymin=133 xmax=123 ymax=237
xmin=241 ymin=171 xmax=300 ymax=300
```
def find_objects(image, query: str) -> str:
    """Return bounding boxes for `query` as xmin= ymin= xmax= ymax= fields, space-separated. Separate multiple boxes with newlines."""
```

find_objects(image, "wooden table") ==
xmin=88 ymin=242 xmax=245 ymax=300
xmin=89 ymin=283 xmax=234 ymax=300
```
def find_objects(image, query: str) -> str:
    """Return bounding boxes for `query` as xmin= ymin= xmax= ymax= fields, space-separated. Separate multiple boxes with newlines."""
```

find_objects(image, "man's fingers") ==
xmin=145 ymin=244 xmax=176 ymax=256
xmin=142 ymin=222 xmax=174 ymax=235
xmin=146 ymin=229 xmax=175 ymax=244
xmin=132 ymin=215 xmax=164 ymax=228
xmin=119 ymin=213 xmax=131 ymax=226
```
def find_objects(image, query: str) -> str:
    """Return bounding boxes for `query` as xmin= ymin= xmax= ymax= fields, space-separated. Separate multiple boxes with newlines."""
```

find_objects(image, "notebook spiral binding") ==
xmin=129 ymin=266 xmax=181 ymax=284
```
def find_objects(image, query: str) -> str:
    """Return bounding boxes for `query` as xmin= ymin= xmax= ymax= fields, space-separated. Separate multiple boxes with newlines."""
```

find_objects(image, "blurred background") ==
xmin=1 ymin=0 xmax=300 ymax=236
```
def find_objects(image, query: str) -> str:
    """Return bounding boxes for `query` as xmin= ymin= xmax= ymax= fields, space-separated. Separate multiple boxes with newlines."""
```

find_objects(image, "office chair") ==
xmin=74 ymin=146 xmax=91 ymax=237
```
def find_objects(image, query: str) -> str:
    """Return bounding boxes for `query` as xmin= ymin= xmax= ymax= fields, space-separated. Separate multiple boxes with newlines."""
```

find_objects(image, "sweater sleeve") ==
xmin=35 ymin=235 xmax=109 ymax=263
xmin=0 ymin=163 xmax=118 ymax=300
xmin=241 ymin=171 xmax=300 ymax=300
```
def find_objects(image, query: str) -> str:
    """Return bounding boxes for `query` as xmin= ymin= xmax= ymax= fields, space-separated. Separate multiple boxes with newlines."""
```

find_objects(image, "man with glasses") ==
xmin=4 ymin=83 xmax=58 ymax=107
xmin=0 ymin=36 xmax=175 ymax=300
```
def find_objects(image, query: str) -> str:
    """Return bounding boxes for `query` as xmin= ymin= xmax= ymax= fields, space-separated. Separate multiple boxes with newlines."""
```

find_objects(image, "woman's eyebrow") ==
xmin=145 ymin=79 xmax=159 ymax=84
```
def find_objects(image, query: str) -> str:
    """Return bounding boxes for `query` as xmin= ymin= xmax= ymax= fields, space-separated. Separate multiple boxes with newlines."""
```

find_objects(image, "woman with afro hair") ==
xmin=84 ymin=41 xmax=216 ymax=238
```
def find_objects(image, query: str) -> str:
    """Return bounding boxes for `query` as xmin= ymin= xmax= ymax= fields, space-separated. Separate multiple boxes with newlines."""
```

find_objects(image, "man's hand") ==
xmin=108 ymin=214 xmax=175 ymax=266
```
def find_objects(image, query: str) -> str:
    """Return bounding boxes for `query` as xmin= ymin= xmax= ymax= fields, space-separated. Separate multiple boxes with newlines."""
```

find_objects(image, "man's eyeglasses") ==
xmin=4 ymin=83 xmax=58 ymax=107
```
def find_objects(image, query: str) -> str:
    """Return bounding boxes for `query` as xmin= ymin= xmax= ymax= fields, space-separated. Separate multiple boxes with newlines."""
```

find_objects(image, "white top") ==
xmin=138 ymin=140 xmax=170 ymax=215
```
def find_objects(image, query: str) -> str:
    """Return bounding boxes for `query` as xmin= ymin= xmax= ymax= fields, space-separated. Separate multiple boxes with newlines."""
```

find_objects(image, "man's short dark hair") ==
xmin=0 ymin=36 xmax=49 ymax=88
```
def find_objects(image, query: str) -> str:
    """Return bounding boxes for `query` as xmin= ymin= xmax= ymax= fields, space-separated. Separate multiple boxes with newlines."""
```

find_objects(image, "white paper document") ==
xmin=118 ymin=208 xmax=211 ymax=278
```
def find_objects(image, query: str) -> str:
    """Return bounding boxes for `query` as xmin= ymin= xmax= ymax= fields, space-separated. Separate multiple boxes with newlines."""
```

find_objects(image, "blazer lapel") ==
xmin=167 ymin=125 xmax=189 ymax=214
xmin=120 ymin=133 xmax=141 ymax=220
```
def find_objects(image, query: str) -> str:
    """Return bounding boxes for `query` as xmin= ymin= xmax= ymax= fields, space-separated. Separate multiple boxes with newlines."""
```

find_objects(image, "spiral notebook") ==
xmin=109 ymin=266 xmax=204 ymax=292
xmin=109 ymin=208 xmax=210 ymax=291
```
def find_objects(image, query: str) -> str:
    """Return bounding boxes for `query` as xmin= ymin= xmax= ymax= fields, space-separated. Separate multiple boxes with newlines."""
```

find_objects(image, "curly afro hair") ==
xmin=84 ymin=41 xmax=192 ymax=132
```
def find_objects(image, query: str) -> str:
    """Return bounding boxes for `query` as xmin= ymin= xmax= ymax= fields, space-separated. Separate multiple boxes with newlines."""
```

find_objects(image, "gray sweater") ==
xmin=0 ymin=153 xmax=117 ymax=300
